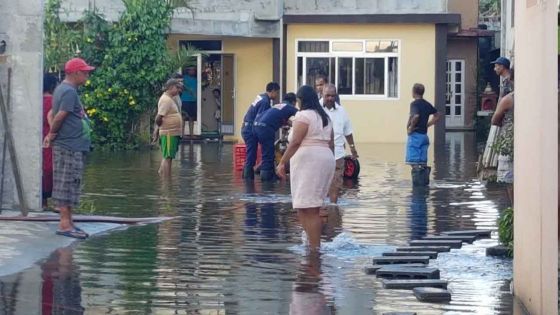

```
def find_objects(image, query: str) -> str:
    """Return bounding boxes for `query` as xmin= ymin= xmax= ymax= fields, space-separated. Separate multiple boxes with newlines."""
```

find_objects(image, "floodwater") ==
xmin=0 ymin=132 xmax=513 ymax=314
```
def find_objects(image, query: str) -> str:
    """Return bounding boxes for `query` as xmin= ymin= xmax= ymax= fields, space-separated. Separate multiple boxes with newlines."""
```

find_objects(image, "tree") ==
xmin=480 ymin=0 xmax=501 ymax=17
xmin=44 ymin=0 xmax=198 ymax=149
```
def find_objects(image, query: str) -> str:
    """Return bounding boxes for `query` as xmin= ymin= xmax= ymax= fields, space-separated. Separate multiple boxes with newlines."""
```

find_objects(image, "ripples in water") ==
xmin=0 ymin=133 xmax=513 ymax=314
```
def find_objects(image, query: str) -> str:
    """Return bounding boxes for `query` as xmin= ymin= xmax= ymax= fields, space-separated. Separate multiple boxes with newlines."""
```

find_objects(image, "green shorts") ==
xmin=160 ymin=134 xmax=180 ymax=159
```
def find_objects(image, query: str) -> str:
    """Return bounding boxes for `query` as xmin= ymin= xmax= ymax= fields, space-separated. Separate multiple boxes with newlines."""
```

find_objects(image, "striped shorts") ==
xmin=52 ymin=146 xmax=86 ymax=208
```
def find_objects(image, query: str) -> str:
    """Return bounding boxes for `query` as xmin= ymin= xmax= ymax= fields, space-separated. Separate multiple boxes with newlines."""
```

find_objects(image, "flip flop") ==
xmin=56 ymin=228 xmax=88 ymax=239
xmin=72 ymin=226 xmax=89 ymax=237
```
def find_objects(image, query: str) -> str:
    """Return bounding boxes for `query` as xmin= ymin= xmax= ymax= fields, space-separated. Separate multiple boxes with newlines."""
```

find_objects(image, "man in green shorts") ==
xmin=155 ymin=78 xmax=184 ymax=176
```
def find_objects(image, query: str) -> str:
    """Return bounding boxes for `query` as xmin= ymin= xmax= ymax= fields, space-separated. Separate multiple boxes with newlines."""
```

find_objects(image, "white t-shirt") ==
xmin=321 ymin=101 xmax=353 ymax=160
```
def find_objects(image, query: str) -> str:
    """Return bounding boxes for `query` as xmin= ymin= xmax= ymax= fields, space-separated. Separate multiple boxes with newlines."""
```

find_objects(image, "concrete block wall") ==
xmin=62 ymin=0 xmax=452 ymax=38
xmin=284 ymin=0 xmax=447 ymax=15
xmin=61 ymin=0 xmax=282 ymax=37
xmin=0 ymin=0 xmax=44 ymax=210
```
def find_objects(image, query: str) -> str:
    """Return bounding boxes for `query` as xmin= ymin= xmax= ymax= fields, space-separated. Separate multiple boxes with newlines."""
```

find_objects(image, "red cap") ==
xmin=64 ymin=58 xmax=95 ymax=73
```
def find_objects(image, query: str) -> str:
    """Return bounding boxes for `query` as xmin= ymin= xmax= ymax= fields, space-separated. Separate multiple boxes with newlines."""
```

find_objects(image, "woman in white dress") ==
xmin=276 ymin=85 xmax=335 ymax=251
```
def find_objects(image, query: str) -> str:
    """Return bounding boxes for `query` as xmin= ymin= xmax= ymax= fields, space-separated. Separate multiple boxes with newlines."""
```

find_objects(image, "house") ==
xmin=62 ymin=0 xmax=484 ymax=143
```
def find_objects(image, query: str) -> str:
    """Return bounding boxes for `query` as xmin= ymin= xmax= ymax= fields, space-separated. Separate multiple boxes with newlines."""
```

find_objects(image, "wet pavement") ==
xmin=0 ymin=132 xmax=514 ymax=314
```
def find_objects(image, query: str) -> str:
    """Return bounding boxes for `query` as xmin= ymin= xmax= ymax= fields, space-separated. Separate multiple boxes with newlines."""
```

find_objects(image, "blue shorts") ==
xmin=406 ymin=132 xmax=429 ymax=164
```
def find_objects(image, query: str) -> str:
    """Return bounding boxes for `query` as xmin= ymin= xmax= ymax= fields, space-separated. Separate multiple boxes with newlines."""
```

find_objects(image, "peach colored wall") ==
xmin=513 ymin=0 xmax=558 ymax=314
xmin=448 ymin=0 xmax=479 ymax=29
xmin=167 ymin=35 xmax=274 ymax=142
xmin=286 ymin=24 xmax=436 ymax=143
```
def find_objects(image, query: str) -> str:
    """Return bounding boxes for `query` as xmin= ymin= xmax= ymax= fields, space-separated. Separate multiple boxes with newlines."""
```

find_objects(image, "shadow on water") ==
xmin=0 ymin=132 xmax=514 ymax=314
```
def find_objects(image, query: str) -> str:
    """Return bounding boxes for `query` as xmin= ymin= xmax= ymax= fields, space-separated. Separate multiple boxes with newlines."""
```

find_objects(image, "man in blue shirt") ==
xmin=241 ymin=82 xmax=280 ymax=180
xmin=181 ymin=67 xmax=197 ymax=138
xmin=254 ymin=93 xmax=298 ymax=181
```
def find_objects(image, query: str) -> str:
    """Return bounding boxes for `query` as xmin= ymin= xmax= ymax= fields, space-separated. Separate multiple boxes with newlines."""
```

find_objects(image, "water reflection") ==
xmin=41 ymin=247 xmax=83 ymax=315
xmin=0 ymin=133 xmax=514 ymax=314
xmin=409 ymin=187 xmax=428 ymax=240
xmin=290 ymin=253 xmax=334 ymax=315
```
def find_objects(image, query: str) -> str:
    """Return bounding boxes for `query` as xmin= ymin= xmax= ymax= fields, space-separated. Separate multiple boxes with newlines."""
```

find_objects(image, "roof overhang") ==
xmin=283 ymin=14 xmax=461 ymax=25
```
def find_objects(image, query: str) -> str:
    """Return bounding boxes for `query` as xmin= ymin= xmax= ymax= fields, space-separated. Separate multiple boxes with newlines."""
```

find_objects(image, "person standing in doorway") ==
xmin=43 ymin=58 xmax=94 ymax=239
xmin=241 ymin=82 xmax=280 ymax=180
xmin=405 ymin=83 xmax=441 ymax=183
xmin=181 ymin=67 xmax=197 ymax=138
xmin=276 ymin=85 xmax=335 ymax=252
xmin=254 ymin=92 xmax=298 ymax=182
xmin=491 ymin=57 xmax=513 ymax=99
xmin=155 ymin=79 xmax=184 ymax=177
xmin=321 ymin=84 xmax=358 ymax=204
xmin=212 ymin=88 xmax=222 ymax=135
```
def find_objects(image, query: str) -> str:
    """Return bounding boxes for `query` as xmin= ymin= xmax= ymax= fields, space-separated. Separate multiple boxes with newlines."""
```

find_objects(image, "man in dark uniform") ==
xmin=254 ymin=93 xmax=298 ymax=181
xmin=241 ymin=82 xmax=280 ymax=180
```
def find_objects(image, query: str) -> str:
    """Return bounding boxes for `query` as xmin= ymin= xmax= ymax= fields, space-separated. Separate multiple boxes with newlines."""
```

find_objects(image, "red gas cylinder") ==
xmin=481 ymin=83 xmax=498 ymax=111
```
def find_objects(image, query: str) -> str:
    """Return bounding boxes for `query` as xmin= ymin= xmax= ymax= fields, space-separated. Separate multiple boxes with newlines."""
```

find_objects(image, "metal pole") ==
xmin=0 ymin=81 xmax=28 ymax=216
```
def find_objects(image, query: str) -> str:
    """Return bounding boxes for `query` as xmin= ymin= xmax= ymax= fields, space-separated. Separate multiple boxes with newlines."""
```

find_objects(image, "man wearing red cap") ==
xmin=43 ymin=58 xmax=95 ymax=239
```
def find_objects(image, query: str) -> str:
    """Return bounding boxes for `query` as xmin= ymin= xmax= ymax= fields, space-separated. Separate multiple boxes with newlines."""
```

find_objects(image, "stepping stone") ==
xmin=364 ymin=263 xmax=426 ymax=274
xmin=442 ymin=229 xmax=492 ymax=238
xmin=376 ymin=267 xmax=440 ymax=279
xmin=396 ymin=246 xmax=451 ymax=253
xmin=486 ymin=245 xmax=510 ymax=257
xmin=372 ymin=256 xmax=430 ymax=265
xmin=383 ymin=313 xmax=417 ymax=315
xmin=422 ymin=235 xmax=476 ymax=244
xmin=409 ymin=240 xmax=462 ymax=249
xmin=383 ymin=251 xmax=438 ymax=259
xmin=413 ymin=287 xmax=451 ymax=303
xmin=382 ymin=279 xmax=448 ymax=290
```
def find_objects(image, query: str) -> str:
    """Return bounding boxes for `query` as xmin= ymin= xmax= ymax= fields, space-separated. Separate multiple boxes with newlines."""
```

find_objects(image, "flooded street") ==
xmin=0 ymin=132 xmax=513 ymax=314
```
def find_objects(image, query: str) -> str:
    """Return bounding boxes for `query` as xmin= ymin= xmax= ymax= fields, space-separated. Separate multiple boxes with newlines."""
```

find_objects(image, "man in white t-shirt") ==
xmin=321 ymin=84 xmax=358 ymax=204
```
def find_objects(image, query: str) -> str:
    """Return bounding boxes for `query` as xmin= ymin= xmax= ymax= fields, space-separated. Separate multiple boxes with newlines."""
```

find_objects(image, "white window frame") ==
xmin=295 ymin=39 xmax=401 ymax=101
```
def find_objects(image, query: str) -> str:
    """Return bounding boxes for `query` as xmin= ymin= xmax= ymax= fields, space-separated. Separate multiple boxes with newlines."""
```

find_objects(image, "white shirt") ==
xmin=321 ymin=101 xmax=353 ymax=160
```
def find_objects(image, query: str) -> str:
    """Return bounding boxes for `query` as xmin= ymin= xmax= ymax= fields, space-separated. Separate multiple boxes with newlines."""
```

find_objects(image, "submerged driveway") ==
xmin=0 ymin=134 xmax=513 ymax=314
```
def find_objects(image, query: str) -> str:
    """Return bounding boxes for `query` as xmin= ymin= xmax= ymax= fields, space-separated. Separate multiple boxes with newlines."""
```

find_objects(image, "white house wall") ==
xmin=0 ymin=0 xmax=43 ymax=211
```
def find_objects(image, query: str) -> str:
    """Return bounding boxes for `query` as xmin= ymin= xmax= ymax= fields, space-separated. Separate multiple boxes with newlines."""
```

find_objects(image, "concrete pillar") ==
xmin=513 ymin=1 xmax=558 ymax=314
xmin=0 ymin=0 xmax=44 ymax=210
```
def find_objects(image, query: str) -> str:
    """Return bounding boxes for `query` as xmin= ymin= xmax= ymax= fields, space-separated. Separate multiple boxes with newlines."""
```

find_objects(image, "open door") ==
xmin=221 ymin=54 xmax=235 ymax=134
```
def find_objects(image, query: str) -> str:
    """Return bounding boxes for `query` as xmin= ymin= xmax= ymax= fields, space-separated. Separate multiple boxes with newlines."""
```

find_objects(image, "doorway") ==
xmin=183 ymin=53 xmax=235 ymax=138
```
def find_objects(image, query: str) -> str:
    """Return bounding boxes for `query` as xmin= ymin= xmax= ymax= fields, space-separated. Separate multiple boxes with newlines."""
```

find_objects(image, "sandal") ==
xmin=56 ymin=228 xmax=88 ymax=239
xmin=72 ymin=226 xmax=89 ymax=237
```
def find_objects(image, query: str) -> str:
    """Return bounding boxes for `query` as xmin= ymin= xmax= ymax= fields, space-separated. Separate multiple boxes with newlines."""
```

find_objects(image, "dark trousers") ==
xmin=254 ymin=126 xmax=276 ymax=173
xmin=242 ymin=125 xmax=258 ymax=169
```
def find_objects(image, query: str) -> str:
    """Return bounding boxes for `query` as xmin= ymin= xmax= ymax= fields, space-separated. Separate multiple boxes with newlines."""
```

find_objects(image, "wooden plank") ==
xmin=382 ymin=279 xmax=448 ymax=290
xmin=383 ymin=251 xmax=438 ymax=259
xmin=413 ymin=287 xmax=451 ymax=302
xmin=409 ymin=240 xmax=462 ymax=249
xmin=0 ymin=214 xmax=179 ymax=224
xmin=372 ymin=256 xmax=430 ymax=265
xmin=422 ymin=235 xmax=476 ymax=243
xmin=441 ymin=229 xmax=492 ymax=237
xmin=364 ymin=263 xmax=426 ymax=275
xmin=396 ymin=246 xmax=451 ymax=253
xmin=376 ymin=267 xmax=440 ymax=279
xmin=0 ymin=83 xmax=27 ymax=215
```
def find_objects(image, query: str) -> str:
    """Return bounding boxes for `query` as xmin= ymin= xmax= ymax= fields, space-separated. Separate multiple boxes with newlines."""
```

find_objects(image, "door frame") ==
xmin=220 ymin=53 xmax=236 ymax=135
xmin=445 ymin=59 xmax=465 ymax=128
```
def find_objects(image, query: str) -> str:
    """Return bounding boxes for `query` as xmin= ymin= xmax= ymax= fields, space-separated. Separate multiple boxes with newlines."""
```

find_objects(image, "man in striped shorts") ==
xmin=43 ymin=58 xmax=94 ymax=239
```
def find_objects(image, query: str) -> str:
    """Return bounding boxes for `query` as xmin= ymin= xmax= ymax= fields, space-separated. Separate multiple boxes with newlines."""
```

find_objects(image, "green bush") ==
xmin=44 ymin=0 xmax=197 ymax=150
xmin=498 ymin=207 xmax=514 ymax=257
